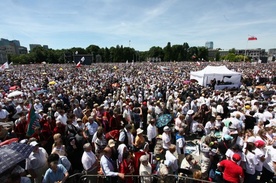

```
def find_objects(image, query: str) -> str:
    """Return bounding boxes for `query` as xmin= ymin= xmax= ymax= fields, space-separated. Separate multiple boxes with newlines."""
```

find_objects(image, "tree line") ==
xmin=9 ymin=42 xmax=246 ymax=64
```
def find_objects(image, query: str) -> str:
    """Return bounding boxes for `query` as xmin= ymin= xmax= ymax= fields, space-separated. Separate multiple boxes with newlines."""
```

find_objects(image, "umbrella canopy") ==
xmin=0 ymin=142 xmax=35 ymax=174
xmin=183 ymin=80 xmax=191 ymax=85
xmin=0 ymin=138 xmax=19 ymax=147
xmin=9 ymin=86 xmax=19 ymax=91
xmin=156 ymin=114 xmax=173 ymax=128
xmin=48 ymin=81 xmax=56 ymax=85
xmin=7 ymin=90 xmax=23 ymax=98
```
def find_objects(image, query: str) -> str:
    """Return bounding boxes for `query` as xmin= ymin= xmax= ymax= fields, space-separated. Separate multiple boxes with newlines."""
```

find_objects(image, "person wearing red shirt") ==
xmin=217 ymin=153 xmax=244 ymax=183
xmin=119 ymin=152 xmax=135 ymax=183
xmin=53 ymin=120 xmax=66 ymax=136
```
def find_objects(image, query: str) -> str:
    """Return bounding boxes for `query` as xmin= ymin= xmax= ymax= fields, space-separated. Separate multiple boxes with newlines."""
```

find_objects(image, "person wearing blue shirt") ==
xmin=43 ymin=154 xmax=69 ymax=183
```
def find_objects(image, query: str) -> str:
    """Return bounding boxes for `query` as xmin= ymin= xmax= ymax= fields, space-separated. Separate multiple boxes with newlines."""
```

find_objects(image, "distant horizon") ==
xmin=7 ymin=39 xmax=274 ymax=52
xmin=1 ymin=0 xmax=276 ymax=52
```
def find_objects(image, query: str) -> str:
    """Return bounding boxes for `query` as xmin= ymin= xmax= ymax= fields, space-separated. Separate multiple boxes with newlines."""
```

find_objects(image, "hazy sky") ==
xmin=1 ymin=0 xmax=276 ymax=51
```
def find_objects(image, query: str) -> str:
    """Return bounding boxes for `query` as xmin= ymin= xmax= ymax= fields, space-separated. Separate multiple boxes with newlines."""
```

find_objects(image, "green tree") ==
xmin=163 ymin=42 xmax=172 ymax=61
xmin=171 ymin=45 xmax=183 ymax=61
xmin=225 ymin=53 xmax=236 ymax=61
xmin=229 ymin=48 xmax=236 ymax=54
xmin=183 ymin=42 xmax=189 ymax=61
xmin=188 ymin=46 xmax=198 ymax=60
xmin=215 ymin=51 xmax=220 ymax=61
xmin=198 ymin=46 xmax=208 ymax=61
xmin=148 ymin=46 xmax=164 ymax=61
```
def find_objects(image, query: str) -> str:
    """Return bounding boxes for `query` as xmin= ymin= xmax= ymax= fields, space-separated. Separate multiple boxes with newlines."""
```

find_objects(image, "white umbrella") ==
xmin=7 ymin=91 xmax=23 ymax=98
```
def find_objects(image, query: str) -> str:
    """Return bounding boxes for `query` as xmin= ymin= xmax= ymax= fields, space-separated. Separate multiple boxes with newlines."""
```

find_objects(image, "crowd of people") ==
xmin=0 ymin=61 xmax=275 ymax=183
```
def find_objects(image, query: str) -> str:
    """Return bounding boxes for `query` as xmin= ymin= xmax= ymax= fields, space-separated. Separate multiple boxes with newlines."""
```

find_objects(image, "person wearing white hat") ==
xmin=147 ymin=119 xmax=157 ymax=152
xmin=139 ymin=155 xmax=152 ymax=183
xmin=33 ymin=99 xmax=43 ymax=113
xmin=134 ymin=128 xmax=145 ymax=151
xmin=162 ymin=126 xmax=171 ymax=150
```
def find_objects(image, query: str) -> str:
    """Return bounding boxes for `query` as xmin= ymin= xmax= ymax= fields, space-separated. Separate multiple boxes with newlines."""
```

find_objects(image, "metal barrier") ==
xmin=66 ymin=173 xmax=215 ymax=183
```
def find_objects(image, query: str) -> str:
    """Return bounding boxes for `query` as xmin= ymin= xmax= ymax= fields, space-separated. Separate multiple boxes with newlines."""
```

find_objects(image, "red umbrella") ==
xmin=183 ymin=80 xmax=191 ymax=85
xmin=0 ymin=138 xmax=19 ymax=147
xmin=9 ymin=86 xmax=19 ymax=90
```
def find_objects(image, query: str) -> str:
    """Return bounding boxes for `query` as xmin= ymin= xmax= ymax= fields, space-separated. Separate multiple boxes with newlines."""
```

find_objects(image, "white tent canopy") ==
xmin=190 ymin=65 xmax=242 ymax=87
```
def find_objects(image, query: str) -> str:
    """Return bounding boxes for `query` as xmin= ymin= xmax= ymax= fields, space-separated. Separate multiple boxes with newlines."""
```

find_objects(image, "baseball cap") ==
xmin=255 ymin=140 xmax=265 ymax=148
xmin=232 ymin=153 xmax=241 ymax=162
xmin=29 ymin=141 xmax=39 ymax=147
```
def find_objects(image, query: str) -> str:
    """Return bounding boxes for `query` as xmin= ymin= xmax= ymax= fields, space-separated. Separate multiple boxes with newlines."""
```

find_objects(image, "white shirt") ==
xmin=147 ymin=124 xmax=157 ymax=142
xmin=253 ymin=112 xmax=266 ymax=123
xmin=139 ymin=163 xmax=152 ymax=183
xmin=0 ymin=109 xmax=9 ymax=119
xmin=221 ymin=126 xmax=230 ymax=138
xmin=162 ymin=132 xmax=171 ymax=150
xmin=255 ymin=147 xmax=265 ymax=171
xmin=225 ymin=149 xmax=244 ymax=165
xmin=165 ymin=150 xmax=178 ymax=173
xmin=174 ymin=117 xmax=182 ymax=131
xmin=81 ymin=151 xmax=97 ymax=170
xmin=190 ymin=120 xmax=199 ymax=134
xmin=263 ymin=111 xmax=273 ymax=121
xmin=100 ymin=155 xmax=118 ymax=176
xmin=34 ymin=103 xmax=43 ymax=112
xmin=56 ymin=114 xmax=68 ymax=126
xmin=204 ymin=121 xmax=215 ymax=135
xmin=263 ymin=145 xmax=276 ymax=173
xmin=176 ymin=136 xmax=186 ymax=154
xmin=244 ymin=151 xmax=258 ymax=175
xmin=85 ymin=121 xmax=99 ymax=136
xmin=216 ymin=104 xmax=224 ymax=114
xmin=118 ymin=128 xmax=133 ymax=147
xmin=26 ymin=147 xmax=48 ymax=170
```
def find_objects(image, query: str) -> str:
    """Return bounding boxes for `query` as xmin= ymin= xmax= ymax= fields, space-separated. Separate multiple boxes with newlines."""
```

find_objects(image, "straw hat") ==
xmin=137 ymin=128 xmax=144 ymax=135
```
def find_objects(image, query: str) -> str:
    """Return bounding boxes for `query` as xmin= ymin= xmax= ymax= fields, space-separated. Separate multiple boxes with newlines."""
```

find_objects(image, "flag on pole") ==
xmin=76 ymin=61 xmax=81 ymax=68
xmin=248 ymin=36 xmax=257 ymax=41
xmin=81 ymin=57 xmax=85 ymax=62
xmin=26 ymin=105 xmax=40 ymax=137
xmin=0 ymin=62 xmax=9 ymax=70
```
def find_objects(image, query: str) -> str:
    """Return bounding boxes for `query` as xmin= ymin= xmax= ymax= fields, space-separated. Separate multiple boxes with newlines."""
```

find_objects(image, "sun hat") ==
xmin=108 ymin=139 xmax=116 ymax=147
xmin=187 ymin=110 xmax=194 ymax=115
xmin=30 ymin=141 xmax=39 ymax=147
xmin=163 ymin=126 xmax=170 ymax=132
xmin=137 ymin=128 xmax=144 ymax=135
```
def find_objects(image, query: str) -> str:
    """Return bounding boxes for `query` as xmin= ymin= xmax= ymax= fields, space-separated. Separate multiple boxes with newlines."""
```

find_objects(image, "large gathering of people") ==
xmin=0 ymin=61 xmax=275 ymax=183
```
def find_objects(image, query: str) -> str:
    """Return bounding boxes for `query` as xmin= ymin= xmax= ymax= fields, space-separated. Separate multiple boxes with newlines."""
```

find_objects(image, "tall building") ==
xmin=268 ymin=48 xmax=276 ymax=61
xmin=0 ymin=48 xmax=8 ymax=64
xmin=0 ymin=38 xmax=26 ymax=55
xmin=205 ymin=41 xmax=214 ymax=49
xmin=29 ymin=44 xmax=42 ymax=51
